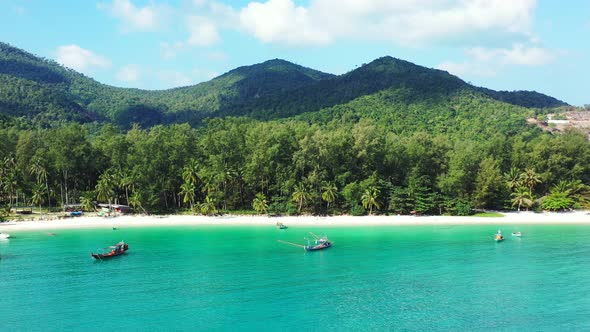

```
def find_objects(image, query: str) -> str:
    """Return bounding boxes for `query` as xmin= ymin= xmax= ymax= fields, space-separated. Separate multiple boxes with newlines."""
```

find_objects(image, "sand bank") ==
xmin=0 ymin=211 xmax=589 ymax=231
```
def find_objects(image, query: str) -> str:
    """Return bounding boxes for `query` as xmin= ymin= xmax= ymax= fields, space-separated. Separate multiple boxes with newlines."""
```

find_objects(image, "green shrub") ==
xmin=350 ymin=204 xmax=366 ymax=216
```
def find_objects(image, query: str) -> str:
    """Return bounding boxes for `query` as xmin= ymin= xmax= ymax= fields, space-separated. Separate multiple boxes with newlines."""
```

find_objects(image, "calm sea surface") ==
xmin=2 ymin=223 xmax=590 ymax=331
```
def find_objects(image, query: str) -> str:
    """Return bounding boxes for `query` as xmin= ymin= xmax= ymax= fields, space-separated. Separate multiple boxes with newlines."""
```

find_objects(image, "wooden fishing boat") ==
xmin=278 ymin=232 xmax=333 ymax=251
xmin=305 ymin=240 xmax=332 ymax=251
xmin=91 ymin=241 xmax=128 ymax=259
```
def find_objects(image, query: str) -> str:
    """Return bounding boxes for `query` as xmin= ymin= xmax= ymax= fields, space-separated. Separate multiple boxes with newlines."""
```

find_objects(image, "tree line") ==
xmin=0 ymin=117 xmax=588 ymax=217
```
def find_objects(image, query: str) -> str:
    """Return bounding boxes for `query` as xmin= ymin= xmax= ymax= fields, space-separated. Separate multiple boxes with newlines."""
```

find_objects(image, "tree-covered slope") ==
xmin=0 ymin=42 xmax=568 ymax=128
xmin=298 ymin=87 xmax=536 ymax=139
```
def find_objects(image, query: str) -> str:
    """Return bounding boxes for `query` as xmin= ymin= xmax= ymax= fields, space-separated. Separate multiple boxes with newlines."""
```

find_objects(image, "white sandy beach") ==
xmin=1 ymin=211 xmax=589 ymax=231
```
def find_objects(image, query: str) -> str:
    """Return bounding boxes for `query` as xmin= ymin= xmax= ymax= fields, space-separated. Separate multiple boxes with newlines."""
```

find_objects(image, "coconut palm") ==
xmin=510 ymin=187 xmax=534 ymax=211
xmin=321 ymin=182 xmax=338 ymax=209
xmin=31 ymin=184 xmax=46 ymax=210
xmin=200 ymin=196 xmax=217 ymax=215
xmin=182 ymin=159 xmax=200 ymax=185
xmin=119 ymin=173 xmax=134 ymax=205
xmin=2 ymin=156 xmax=18 ymax=207
xmin=79 ymin=195 xmax=95 ymax=212
xmin=4 ymin=170 xmax=18 ymax=208
xmin=179 ymin=181 xmax=196 ymax=210
xmin=252 ymin=193 xmax=268 ymax=214
xmin=519 ymin=168 xmax=542 ymax=193
xmin=504 ymin=167 xmax=521 ymax=192
xmin=361 ymin=186 xmax=381 ymax=215
xmin=30 ymin=157 xmax=50 ymax=208
xmin=128 ymin=192 xmax=147 ymax=214
xmin=95 ymin=177 xmax=115 ymax=209
xmin=291 ymin=183 xmax=310 ymax=213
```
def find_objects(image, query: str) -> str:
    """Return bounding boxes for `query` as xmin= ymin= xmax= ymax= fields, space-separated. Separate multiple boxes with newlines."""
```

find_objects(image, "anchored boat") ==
xmin=278 ymin=232 xmax=332 ymax=251
xmin=91 ymin=241 xmax=128 ymax=260
xmin=494 ymin=230 xmax=504 ymax=242
xmin=305 ymin=239 xmax=332 ymax=251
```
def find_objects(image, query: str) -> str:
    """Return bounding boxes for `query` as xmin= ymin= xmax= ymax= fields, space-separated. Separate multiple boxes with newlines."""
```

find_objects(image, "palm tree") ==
xmin=182 ymin=159 xmax=200 ymax=185
xmin=95 ymin=177 xmax=115 ymax=209
xmin=179 ymin=181 xmax=196 ymax=210
xmin=504 ymin=167 xmax=521 ymax=192
xmin=4 ymin=170 xmax=18 ymax=208
xmin=519 ymin=168 xmax=542 ymax=193
xmin=200 ymin=196 xmax=217 ymax=215
xmin=80 ymin=195 xmax=95 ymax=212
xmin=321 ymin=182 xmax=338 ymax=209
xmin=119 ymin=173 xmax=134 ymax=205
xmin=30 ymin=157 xmax=50 ymax=208
xmin=292 ymin=183 xmax=310 ymax=213
xmin=128 ymin=192 xmax=147 ymax=214
xmin=564 ymin=180 xmax=590 ymax=207
xmin=31 ymin=184 xmax=46 ymax=211
xmin=252 ymin=193 xmax=268 ymax=214
xmin=361 ymin=187 xmax=381 ymax=215
xmin=511 ymin=187 xmax=534 ymax=211
xmin=2 ymin=156 xmax=18 ymax=207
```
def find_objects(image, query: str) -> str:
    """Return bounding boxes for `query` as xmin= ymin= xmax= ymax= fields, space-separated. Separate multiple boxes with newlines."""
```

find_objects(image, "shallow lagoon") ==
xmin=2 ymin=225 xmax=590 ymax=330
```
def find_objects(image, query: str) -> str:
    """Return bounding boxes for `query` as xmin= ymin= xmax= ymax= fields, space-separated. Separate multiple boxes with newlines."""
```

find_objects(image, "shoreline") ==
xmin=1 ymin=211 xmax=589 ymax=231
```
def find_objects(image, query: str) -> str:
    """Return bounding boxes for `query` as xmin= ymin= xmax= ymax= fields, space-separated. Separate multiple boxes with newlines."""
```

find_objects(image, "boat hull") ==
xmin=91 ymin=251 xmax=127 ymax=259
xmin=305 ymin=242 xmax=332 ymax=251
xmin=91 ymin=244 xmax=129 ymax=259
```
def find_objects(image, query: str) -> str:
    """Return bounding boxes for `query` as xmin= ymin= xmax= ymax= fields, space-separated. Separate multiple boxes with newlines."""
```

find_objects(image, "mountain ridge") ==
xmin=0 ymin=41 xmax=568 ymax=128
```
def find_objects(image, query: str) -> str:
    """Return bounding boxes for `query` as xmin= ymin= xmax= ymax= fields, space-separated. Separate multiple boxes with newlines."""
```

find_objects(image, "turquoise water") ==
xmin=2 ymin=224 xmax=590 ymax=331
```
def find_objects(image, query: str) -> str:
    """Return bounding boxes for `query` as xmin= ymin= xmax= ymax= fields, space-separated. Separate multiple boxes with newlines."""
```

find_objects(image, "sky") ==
xmin=0 ymin=0 xmax=588 ymax=105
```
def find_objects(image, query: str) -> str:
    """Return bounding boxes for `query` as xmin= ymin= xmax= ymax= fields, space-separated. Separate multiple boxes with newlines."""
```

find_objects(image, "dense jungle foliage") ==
xmin=0 ymin=42 xmax=587 ymax=216
xmin=0 ymin=118 xmax=588 ymax=216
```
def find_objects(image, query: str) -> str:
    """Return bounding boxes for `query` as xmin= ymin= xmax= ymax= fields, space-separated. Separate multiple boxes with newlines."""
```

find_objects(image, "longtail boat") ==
xmin=91 ymin=241 xmax=128 ymax=259
xmin=278 ymin=232 xmax=332 ymax=251
xmin=305 ymin=240 xmax=332 ymax=251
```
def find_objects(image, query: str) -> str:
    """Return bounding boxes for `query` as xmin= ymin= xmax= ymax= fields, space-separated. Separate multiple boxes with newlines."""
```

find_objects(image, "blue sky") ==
xmin=0 ymin=0 xmax=588 ymax=105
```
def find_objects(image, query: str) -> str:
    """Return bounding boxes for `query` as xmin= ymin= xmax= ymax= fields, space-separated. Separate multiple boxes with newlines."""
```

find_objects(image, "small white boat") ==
xmin=511 ymin=232 xmax=522 ymax=237
xmin=0 ymin=233 xmax=10 ymax=239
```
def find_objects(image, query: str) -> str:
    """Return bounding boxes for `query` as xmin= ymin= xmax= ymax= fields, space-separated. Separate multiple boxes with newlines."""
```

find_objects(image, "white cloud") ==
xmin=99 ymin=0 xmax=165 ymax=32
xmin=159 ymin=2 xmax=235 ymax=59
xmin=238 ymin=0 xmax=537 ymax=46
xmin=186 ymin=16 xmax=220 ymax=46
xmin=55 ymin=45 xmax=111 ymax=73
xmin=438 ymin=43 xmax=558 ymax=78
xmin=240 ymin=0 xmax=330 ymax=45
xmin=116 ymin=64 xmax=141 ymax=83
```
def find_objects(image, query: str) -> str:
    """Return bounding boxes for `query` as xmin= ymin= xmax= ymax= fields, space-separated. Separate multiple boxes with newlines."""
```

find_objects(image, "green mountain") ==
xmin=0 ymin=42 xmax=568 ymax=128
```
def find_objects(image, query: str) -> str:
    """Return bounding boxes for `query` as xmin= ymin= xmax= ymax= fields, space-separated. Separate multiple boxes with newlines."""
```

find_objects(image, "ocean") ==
xmin=1 ymin=224 xmax=590 ymax=331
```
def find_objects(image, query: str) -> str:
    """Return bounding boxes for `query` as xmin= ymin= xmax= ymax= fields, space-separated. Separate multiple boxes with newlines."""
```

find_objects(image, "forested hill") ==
xmin=0 ymin=42 xmax=568 ymax=128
